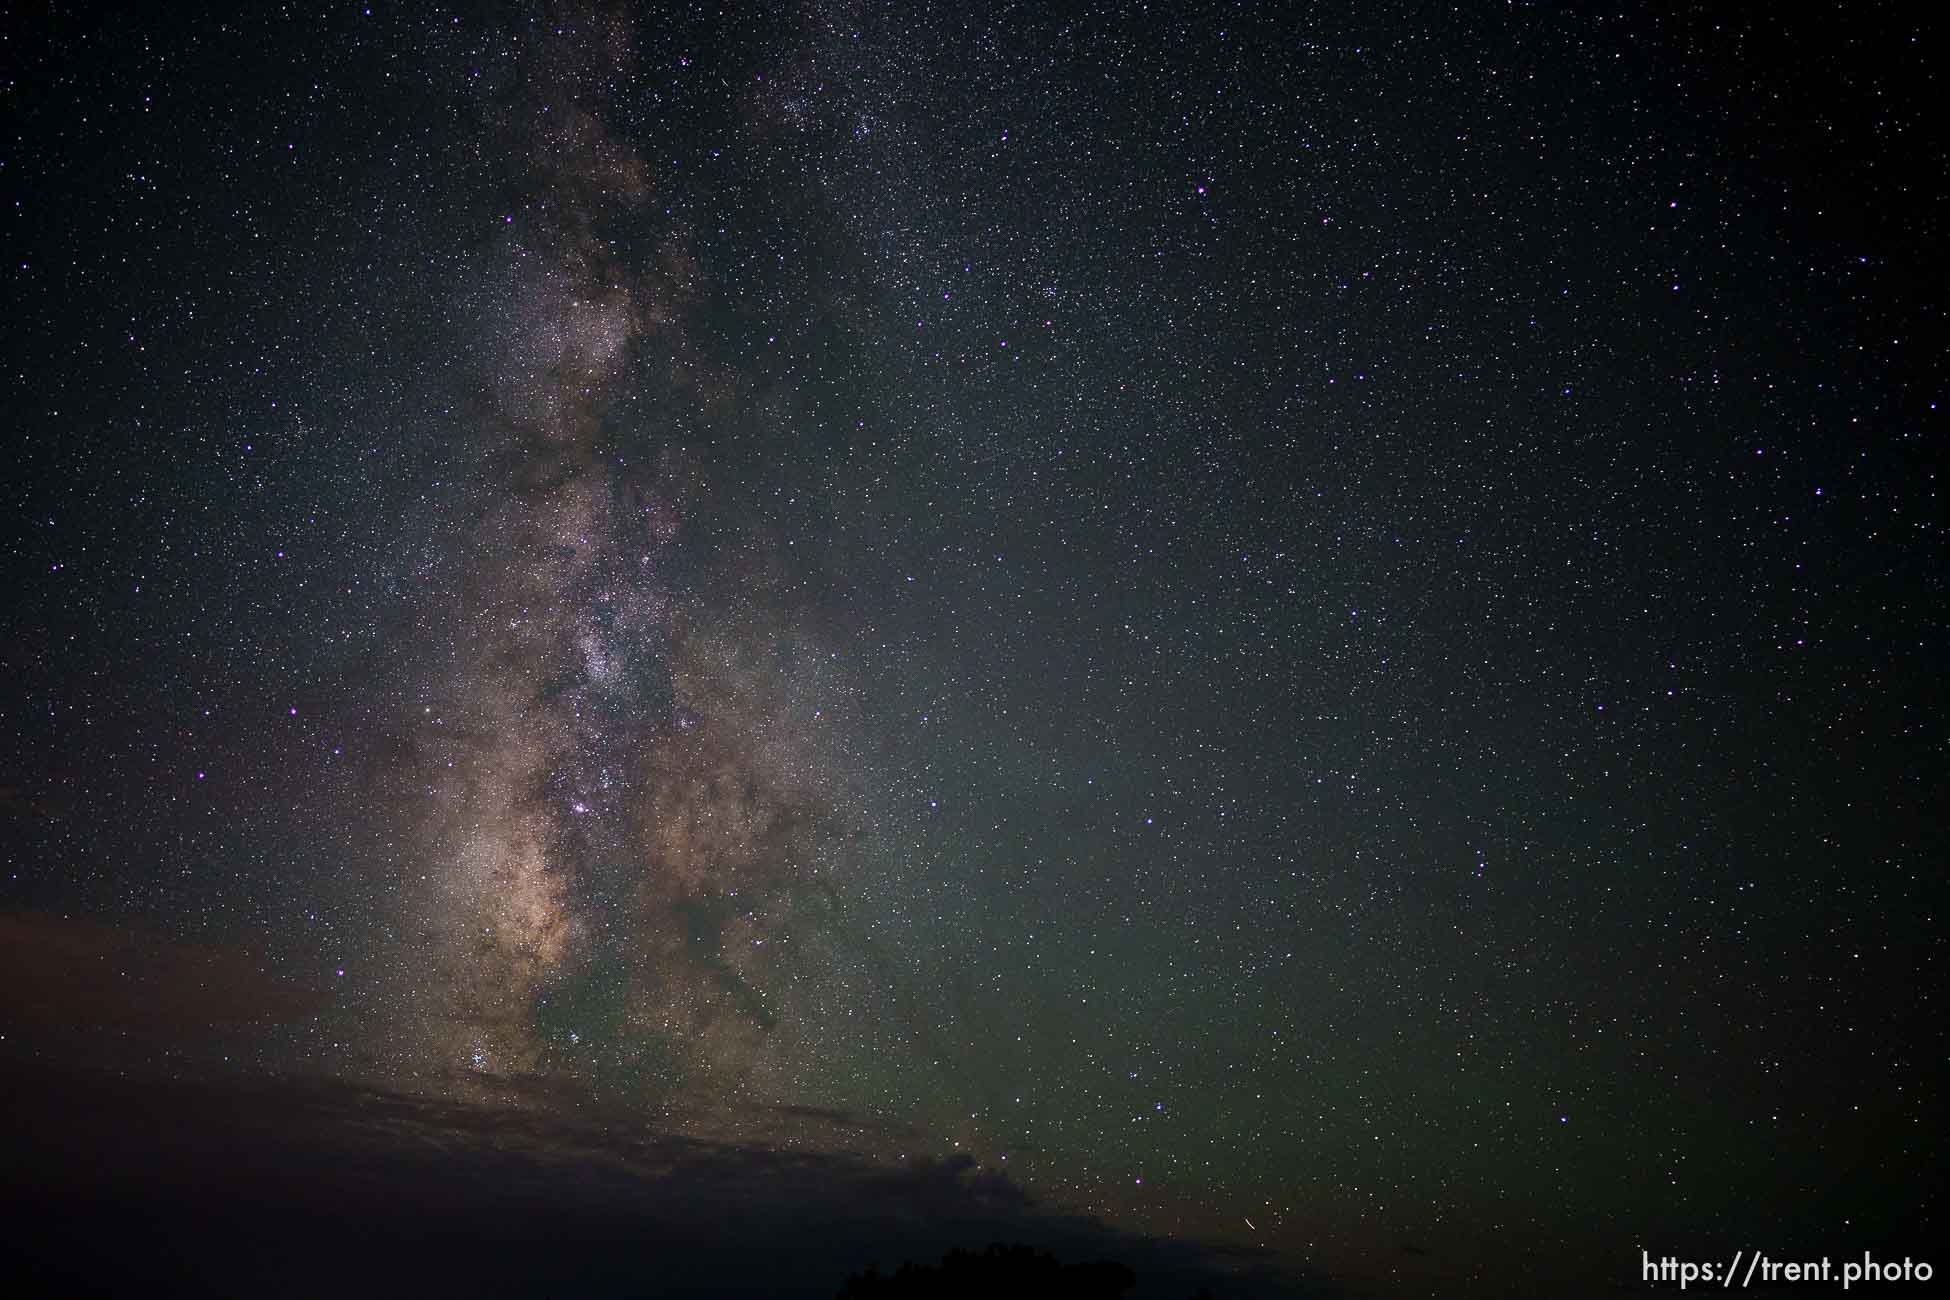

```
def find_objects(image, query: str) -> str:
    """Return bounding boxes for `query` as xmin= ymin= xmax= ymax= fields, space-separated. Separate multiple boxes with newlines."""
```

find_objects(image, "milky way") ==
xmin=373 ymin=7 xmax=866 ymax=1111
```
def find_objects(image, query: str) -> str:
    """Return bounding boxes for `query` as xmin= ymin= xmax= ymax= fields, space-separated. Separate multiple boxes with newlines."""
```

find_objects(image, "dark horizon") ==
xmin=1 ymin=1058 xmax=1321 ymax=1299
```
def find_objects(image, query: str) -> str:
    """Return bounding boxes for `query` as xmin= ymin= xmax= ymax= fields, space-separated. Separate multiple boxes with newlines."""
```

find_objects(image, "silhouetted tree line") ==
xmin=838 ymin=1241 xmax=1221 ymax=1299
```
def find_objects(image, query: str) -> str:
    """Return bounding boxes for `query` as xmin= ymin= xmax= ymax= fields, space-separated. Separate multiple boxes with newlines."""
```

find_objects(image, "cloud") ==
xmin=0 ymin=910 xmax=326 ymax=1032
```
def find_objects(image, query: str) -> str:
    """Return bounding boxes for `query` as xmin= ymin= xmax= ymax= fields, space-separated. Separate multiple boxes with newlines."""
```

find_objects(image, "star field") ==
xmin=3 ymin=3 xmax=1942 ymax=1295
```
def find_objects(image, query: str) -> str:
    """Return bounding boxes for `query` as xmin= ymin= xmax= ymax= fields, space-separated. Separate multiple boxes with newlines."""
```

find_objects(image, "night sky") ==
xmin=3 ymin=3 xmax=1942 ymax=1296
